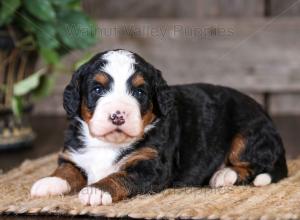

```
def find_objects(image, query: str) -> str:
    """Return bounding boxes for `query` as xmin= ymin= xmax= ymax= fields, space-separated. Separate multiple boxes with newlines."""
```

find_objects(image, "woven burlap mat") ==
xmin=0 ymin=153 xmax=300 ymax=219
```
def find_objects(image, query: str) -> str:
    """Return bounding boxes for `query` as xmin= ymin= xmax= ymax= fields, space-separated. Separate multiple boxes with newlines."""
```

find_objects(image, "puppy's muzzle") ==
xmin=88 ymin=98 xmax=142 ymax=143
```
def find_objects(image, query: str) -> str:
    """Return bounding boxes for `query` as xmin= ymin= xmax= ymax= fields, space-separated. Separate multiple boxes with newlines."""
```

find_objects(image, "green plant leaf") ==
xmin=18 ymin=17 xmax=59 ymax=50
xmin=36 ymin=23 xmax=59 ymax=49
xmin=0 ymin=0 xmax=21 ymax=25
xmin=32 ymin=74 xmax=56 ymax=100
xmin=24 ymin=0 xmax=56 ymax=21
xmin=57 ymin=10 xmax=97 ymax=49
xmin=17 ymin=13 xmax=36 ymax=33
xmin=52 ymin=0 xmax=80 ymax=7
xmin=40 ymin=48 xmax=60 ymax=65
xmin=13 ymin=69 xmax=46 ymax=96
xmin=11 ymin=96 xmax=23 ymax=119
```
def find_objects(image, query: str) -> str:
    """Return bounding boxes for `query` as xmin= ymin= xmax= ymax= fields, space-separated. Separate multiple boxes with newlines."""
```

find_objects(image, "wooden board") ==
xmin=268 ymin=0 xmax=300 ymax=17
xmin=196 ymin=0 xmax=264 ymax=17
xmin=81 ymin=0 xmax=264 ymax=18
xmin=82 ymin=0 xmax=198 ymax=18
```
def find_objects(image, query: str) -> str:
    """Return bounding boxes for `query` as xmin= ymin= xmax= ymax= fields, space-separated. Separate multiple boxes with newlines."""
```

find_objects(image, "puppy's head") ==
xmin=63 ymin=49 xmax=173 ymax=144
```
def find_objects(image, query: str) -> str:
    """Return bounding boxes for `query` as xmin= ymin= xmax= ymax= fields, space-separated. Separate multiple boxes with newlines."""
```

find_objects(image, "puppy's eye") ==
xmin=133 ymin=88 xmax=146 ymax=99
xmin=93 ymin=86 xmax=103 ymax=94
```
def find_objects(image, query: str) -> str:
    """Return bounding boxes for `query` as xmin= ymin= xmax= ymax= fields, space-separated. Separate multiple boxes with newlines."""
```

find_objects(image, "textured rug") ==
xmin=1 ymin=154 xmax=300 ymax=220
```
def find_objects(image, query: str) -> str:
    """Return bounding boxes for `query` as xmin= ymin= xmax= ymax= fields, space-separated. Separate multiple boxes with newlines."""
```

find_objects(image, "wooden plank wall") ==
xmin=267 ymin=0 xmax=300 ymax=16
xmin=196 ymin=0 xmax=264 ymax=17
xmin=82 ymin=0 xmax=300 ymax=18
xmin=82 ymin=0 xmax=261 ymax=18
xmin=33 ymin=0 xmax=300 ymax=115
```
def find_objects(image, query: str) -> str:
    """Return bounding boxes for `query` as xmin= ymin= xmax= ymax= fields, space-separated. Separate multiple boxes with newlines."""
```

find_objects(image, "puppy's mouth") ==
xmin=94 ymin=128 xmax=138 ymax=144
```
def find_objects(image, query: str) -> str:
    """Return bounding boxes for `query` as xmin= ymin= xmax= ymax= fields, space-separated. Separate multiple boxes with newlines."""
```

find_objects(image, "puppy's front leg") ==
xmin=31 ymin=160 xmax=87 ymax=197
xmin=79 ymin=147 xmax=167 ymax=206
xmin=78 ymin=172 xmax=128 ymax=206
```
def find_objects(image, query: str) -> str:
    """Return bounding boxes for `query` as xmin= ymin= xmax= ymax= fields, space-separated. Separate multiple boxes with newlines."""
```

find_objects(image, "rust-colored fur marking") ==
xmin=81 ymin=100 xmax=92 ymax=122
xmin=228 ymin=134 xmax=252 ymax=181
xmin=94 ymin=147 xmax=157 ymax=202
xmin=52 ymin=161 xmax=87 ymax=192
xmin=58 ymin=151 xmax=73 ymax=162
xmin=95 ymin=72 xmax=109 ymax=86
xmin=119 ymin=147 xmax=158 ymax=170
xmin=93 ymin=172 xmax=129 ymax=202
xmin=142 ymin=104 xmax=156 ymax=130
xmin=132 ymin=74 xmax=145 ymax=87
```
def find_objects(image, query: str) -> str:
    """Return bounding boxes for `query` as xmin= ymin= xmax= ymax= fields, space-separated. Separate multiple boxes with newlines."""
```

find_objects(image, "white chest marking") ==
xmin=70 ymin=147 xmax=120 ymax=185
xmin=69 ymin=119 xmax=133 ymax=185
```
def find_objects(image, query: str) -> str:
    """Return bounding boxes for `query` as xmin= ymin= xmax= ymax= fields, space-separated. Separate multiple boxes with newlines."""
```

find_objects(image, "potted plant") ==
xmin=0 ymin=0 xmax=97 ymax=149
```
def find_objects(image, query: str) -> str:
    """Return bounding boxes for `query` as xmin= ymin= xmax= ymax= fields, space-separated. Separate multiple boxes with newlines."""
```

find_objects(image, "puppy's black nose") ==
xmin=110 ymin=111 xmax=125 ymax=126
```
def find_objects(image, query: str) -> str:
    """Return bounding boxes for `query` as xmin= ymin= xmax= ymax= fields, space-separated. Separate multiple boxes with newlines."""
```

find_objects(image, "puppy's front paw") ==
xmin=78 ymin=186 xmax=112 ymax=206
xmin=31 ymin=177 xmax=70 ymax=197
xmin=209 ymin=167 xmax=238 ymax=188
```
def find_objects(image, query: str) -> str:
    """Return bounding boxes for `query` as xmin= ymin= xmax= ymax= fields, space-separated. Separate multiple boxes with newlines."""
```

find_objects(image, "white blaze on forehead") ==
xmin=88 ymin=50 xmax=142 ymax=139
xmin=102 ymin=50 xmax=136 ymax=94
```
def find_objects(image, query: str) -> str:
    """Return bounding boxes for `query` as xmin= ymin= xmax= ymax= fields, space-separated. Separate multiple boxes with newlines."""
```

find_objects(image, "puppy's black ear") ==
xmin=63 ymin=65 xmax=86 ymax=118
xmin=153 ymin=69 xmax=174 ymax=117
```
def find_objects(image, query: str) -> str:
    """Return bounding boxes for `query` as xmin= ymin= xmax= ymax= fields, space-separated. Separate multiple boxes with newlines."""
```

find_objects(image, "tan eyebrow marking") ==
xmin=95 ymin=72 xmax=109 ymax=86
xmin=132 ymin=74 xmax=145 ymax=87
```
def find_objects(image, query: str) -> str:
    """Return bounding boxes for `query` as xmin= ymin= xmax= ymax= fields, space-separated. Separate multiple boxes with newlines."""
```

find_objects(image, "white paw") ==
xmin=253 ymin=173 xmax=271 ymax=186
xmin=31 ymin=177 xmax=71 ymax=197
xmin=209 ymin=167 xmax=238 ymax=188
xmin=78 ymin=186 xmax=112 ymax=206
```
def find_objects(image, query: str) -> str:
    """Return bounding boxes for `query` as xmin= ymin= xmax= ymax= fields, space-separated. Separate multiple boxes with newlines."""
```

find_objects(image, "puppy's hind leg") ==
xmin=210 ymin=132 xmax=287 ymax=188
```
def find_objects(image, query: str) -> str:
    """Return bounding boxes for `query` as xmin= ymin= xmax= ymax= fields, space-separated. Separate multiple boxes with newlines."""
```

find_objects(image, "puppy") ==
xmin=31 ymin=49 xmax=288 ymax=206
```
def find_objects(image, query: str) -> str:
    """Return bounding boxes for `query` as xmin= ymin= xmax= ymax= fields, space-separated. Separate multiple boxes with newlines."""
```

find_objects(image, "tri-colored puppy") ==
xmin=31 ymin=49 xmax=288 ymax=206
